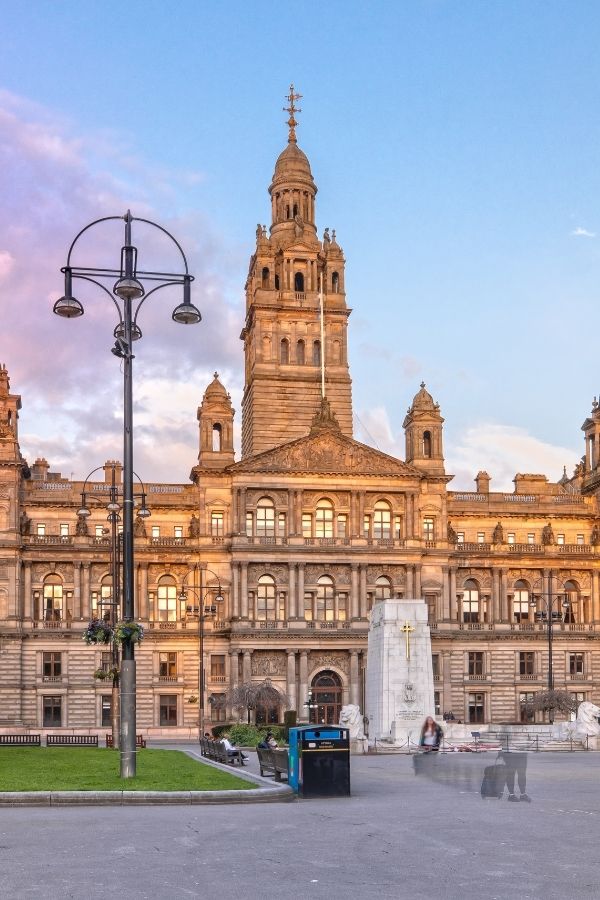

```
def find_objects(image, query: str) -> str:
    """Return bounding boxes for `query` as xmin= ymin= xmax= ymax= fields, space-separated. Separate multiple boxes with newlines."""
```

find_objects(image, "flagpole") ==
xmin=319 ymin=271 xmax=325 ymax=398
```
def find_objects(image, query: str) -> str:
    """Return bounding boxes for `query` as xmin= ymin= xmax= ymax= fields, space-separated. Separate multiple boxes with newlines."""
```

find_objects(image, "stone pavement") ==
xmin=1 ymin=749 xmax=600 ymax=899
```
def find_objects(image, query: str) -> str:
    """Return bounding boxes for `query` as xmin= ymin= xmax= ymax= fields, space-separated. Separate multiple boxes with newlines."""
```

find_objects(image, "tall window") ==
xmin=468 ymin=652 xmax=484 ymax=676
xmin=315 ymin=498 xmax=334 ymax=538
xmin=101 ymin=695 xmax=113 ymax=727
xmin=211 ymin=655 xmax=226 ymax=678
xmin=157 ymin=576 xmax=178 ymax=622
xmin=159 ymin=695 xmax=177 ymax=726
xmin=519 ymin=692 xmax=535 ymax=724
xmin=423 ymin=518 xmax=434 ymax=541
xmin=280 ymin=338 xmax=289 ymax=364
xmin=312 ymin=340 xmax=321 ymax=367
xmin=373 ymin=500 xmax=392 ymax=539
xmin=296 ymin=339 xmax=305 ymax=365
xmin=43 ymin=652 xmax=62 ymax=680
xmin=43 ymin=575 xmax=63 ymax=621
xmin=159 ymin=652 xmax=177 ymax=678
xmin=564 ymin=580 xmax=579 ymax=623
xmin=211 ymin=512 xmax=224 ymax=536
xmin=43 ymin=696 xmax=62 ymax=727
xmin=261 ymin=267 xmax=269 ymax=288
xmin=432 ymin=655 xmax=440 ymax=680
xmin=519 ymin=651 xmax=535 ymax=675
xmin=257 ymin=574 xmax=276 ymax=620
xmin=302 ymin=514 xmax=312 ymax=538
xmin=462 ymin=580 xmax=480 ymax=624
xmin=256 ymin=497 xmax=275 ymax=537
xmin=316 ymin=576 xmax=335 ymax=621
xmin=212 ymin=423 xmax=222 ymax=451
xmin=337 ymin=514 xmax=348 ymax=538
xmin=60 ymin=523 xmax=69 ymax=537
xmin=569 ymin=653 xmax=584 ymax=675
xmin=294 ymin=272 xmax=304 ymax=291
xmin=374 ymin=576 xmax=392 ymax=603
xmin=513 ymin=581 xmax=530 ymax=622
xmin=332 ymin=271 xmax=339 ymax=292
xmin=422 ymin=431 xmax=432 ymax=458
xmin=468 ymin=692 xmax=485 ymax=724
xmin=37 ymin=523 xmax=46 ymax=536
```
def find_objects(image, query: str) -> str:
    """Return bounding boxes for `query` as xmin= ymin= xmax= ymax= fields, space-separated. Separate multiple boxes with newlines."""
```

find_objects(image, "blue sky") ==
xmin=1 ymin=1 xmax=600 ymax=487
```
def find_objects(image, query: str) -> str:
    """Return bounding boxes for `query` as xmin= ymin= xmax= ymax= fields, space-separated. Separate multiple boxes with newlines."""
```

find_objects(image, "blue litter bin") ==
xmin=288 ymin=725 xmax=350 ymax=798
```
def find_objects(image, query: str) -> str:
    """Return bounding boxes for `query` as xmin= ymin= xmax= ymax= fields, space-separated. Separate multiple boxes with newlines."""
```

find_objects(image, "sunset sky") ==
xmin=2 ymin=1 xmax=600 ymax=489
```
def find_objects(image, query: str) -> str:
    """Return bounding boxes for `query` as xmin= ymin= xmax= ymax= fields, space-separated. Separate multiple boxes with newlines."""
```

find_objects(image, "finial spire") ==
xmin=283 ymin=83 xmax=302 ymax=143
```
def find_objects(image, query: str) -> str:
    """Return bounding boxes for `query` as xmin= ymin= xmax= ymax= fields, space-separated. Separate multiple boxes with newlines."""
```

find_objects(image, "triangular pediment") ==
xmin=232 ymin=430 xmax=422 ymax=478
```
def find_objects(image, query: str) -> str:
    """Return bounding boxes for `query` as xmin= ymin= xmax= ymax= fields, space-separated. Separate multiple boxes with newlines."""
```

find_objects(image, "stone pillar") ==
xmin=232 ymin=562 xmax=240 ymax=618
xmin=414 ymin=564 xmax=422 ymax=599
xmin=23 ymin=561 xmax=32 ymax=620
xmin=241 ymin=563 xmax=248 ymax=619
xmin=358 ymin=492 xmax=365 ymax=536
xmin=297 ymin=563 xmax=305 ymax=620
xmin=492 ymin=568 xmax=500 ymax=623
xmin=71 ymin=561 xmax=81 ymax=620
xmin=287 ymin=650 xmax=297 ymax=711
xmin=239 ymin=488 xmax=246 ymax=533
xmin=542 ymin=568 xmax=550 ymax=610
xmin=351 ymin=491 xmax=359 ymax=537
xmin=299 ymin=651 xmax=309 ymax=719
xmin=296 ymin=489 xmax=303 ymax=535
xmin=441 ymin=566 xmax=450 ymax=619
xmin=406 ymin=565 xmax=414 ymax=599
xmin=198 ymin=488 xmax=206 ymax=536
xmin=138 ymin=563 xmax=148 ymax=620
xmin=412 ymin=494 xmax=420 ymax=540
xmin=359 ymin=565 xmax=367 ymax=618
xmin=288 ymin=490 xmax=295 ymax=535
xmin=499 ymin=568 xmax=507 ymax=621
xmin=351 ymin=564 xmax=359 ymax=619
xmin=442 ymin=651 xmax=452 ymax=715
xmin=350 ymin=650 xmax=360 ymax=706
xmin=243 ymin=650 xmax=251 ymax=683
xmin=592 ymin=571 xmax=600 ymax=622
xmin=288 ymin=563 xmax=296 ymax=619
xmin=81 ymin=563 xmax=91 ymax=620
xmin=449 ymin=568 xmax=457 ymax=621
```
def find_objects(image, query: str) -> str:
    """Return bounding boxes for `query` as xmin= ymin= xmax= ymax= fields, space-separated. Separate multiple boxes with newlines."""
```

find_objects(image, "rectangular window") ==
xmin=43 ymin=695 xmax=61 ymax=727
xmin=468 ymin=652 xmax=484 ymax=676
xmin=159 ymin=695 xmax=178 ymax=727
xmin=507 ymin=533 xmax=515 ymax=545
xmin=456 ymin=532 xmax=465 ymax=544
xmin=211 ymin=694 xmax=226 ymax=723
xmin=37 ymin=523 xmax=46 ymax=536
xmin=468 ymin=692 xmax=485 ymax=724
xmin=151 ymin=526 xmax=160 ymax=539
xmin=337 ymin=514 xmax=348 ymax=538
xmin=337 ymin=593 xmax=347 ymax=621
xmin=557 ymin=533 xmax=565 ymax=545
xmin=569 ymin=653 xmax=584 ymax=675
xmin=477 ymin=532 xmax=485 ymax=544
xmin=211 ymin=655 xmax=226 ymax=678
xmin=174 ymin=526 xmax=183 ymax=539
xmin=159 ymin=652 xmax=177 ymax=678
xmin=519 ymin=651 xmax=535 ymax=675
xmin=246 ymin=512 xmax=253 ymax=537
xmin=527 ymin=533 xmax=535 ymax=545
xmin=101 ymin=695 xmax=113 ymax=727
xmin=432 ymin=654 xmax=440 ymax=680
xmin=95 ymin=525 xmax=105 ymax=538
xmin=304 ymin=592 xmax=313 ymax=621
xmin=423 ymin=517 xmax=434 ymax=541
xmin=278 ymin=512 xmax=286 ymax=536
xmin=101 ymin=651 xmax=111 ymax=673
xmin=394 ymin=516 xmax=402 ymax=540
xmin=577 ymin=534 xmax=585 ymax=545
xmin=434 ymin=691 xmax=441 ymax=717
xmin=211 ymin=512 xmax=224 ymax=536
xmin=302 ymin=514 xmax=312 ymax=538
xmin=519 ymin=692 xmax=535 ymax=724
xmin=43 ymin=651 xmax=62 ymax=680
xmin=278 ymin=592 xmax=286 ymax=619
xmin=363 ymin=515 xmax=371 ymax=538
xmin=60 ymin=523 xmax=69 ymax=537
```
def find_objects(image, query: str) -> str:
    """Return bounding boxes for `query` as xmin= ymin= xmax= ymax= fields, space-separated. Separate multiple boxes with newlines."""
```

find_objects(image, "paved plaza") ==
xmin=1 ymin=749 xmax=600 ymax=899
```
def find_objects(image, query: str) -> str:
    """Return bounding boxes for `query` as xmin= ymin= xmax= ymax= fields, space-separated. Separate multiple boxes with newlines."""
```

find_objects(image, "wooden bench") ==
xmin=200 ymin=737 xmax=245 ymax=766
xmin=47 ymin=735 xmax=98 ymax=747
xmin=257 ymin=747 xmax=288 ymax=781
xmin=0 ymin=734 xmax=41 ymax=747
xmin=105 ymin=734 xmax=146 ymax=749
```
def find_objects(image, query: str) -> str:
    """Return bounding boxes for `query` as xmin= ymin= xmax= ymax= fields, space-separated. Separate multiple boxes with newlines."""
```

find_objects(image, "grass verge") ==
xmin=0 ymin=748 xmax=253 ymax=792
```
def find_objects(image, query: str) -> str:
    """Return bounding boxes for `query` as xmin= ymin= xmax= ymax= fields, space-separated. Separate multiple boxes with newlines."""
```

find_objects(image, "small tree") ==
xmin=526 ymin=690 xmax=577 ymax=722
xmin=227 ymin=679 xmax=289 ymax=724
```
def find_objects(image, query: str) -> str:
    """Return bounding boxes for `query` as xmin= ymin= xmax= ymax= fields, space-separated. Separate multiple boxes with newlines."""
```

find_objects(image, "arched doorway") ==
xmin=310 ymin=670 xmax=342 ymax=724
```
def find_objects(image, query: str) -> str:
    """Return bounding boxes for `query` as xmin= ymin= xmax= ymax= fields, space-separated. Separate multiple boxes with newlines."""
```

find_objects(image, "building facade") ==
xmin=1 ymin=105 xmax=600 ymax=736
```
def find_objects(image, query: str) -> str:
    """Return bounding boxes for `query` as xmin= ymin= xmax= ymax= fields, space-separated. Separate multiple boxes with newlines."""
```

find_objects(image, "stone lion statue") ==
xmin=339 ymin=704 xmax=365 ymax=741
xmin=558 ymin=700 xmax=600 ymax=741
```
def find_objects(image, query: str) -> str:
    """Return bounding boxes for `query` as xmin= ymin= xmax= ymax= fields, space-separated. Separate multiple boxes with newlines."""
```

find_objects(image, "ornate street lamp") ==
xmin=304 ymin=689 xmax=319 ymax=723
xmin=54 ymin=211 xmax=200 ymax=777
xmin=529 ymin=573 xmax=571 ymax=723
xmin=178 ymin=567 xmax=224 ymax=741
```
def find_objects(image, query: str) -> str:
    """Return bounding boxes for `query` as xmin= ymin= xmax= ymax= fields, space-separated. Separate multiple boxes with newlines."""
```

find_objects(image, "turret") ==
xmin=403 ymin=383 xmax=446 ymax=476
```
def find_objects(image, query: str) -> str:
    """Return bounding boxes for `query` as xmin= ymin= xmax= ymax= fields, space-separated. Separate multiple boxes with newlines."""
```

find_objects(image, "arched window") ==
xmin=99 ymin=574 xmax=114 ymax=619
xmin=564 ymin=580 xmax=580 ymax=623
xmin=462 ymin=579 xmax=480 ymax=624
xmin=261 ymin=334 xmax=271 ymax=360
xmin=373 ymin=500 xmax=392 ymax=539
xmin=293 ymin=203 xmax=298 ymax=217
xmin=212 ymin=423 xmax=222 ymax=452
xmin=294 ymin=272 xmax=304 ymax=292
xmin=274 ymin=274 xmax=280 ymax=290
xmin=332 ymin=271 xmax=339 ymax=292
xmin=286 ymin=204 xmax=290 ymax=219
xmin=280 ymin=338 xmax=289 ymax=365
xmin=312 ymin=340 xmax=321 ymax=367
xmin=257 ymin=574 xmax=276 ymax=621
xmin=513 ymin=580 xmax=530 ymax=623
xmin=423 ymin=431 xmax=432 ymax=458
xmin=261 ymin=267 xmax=269 ymax=288
xmin=316 ymin=576 xmax=335 ymax=622
xmin=315 ymin=498 xmax=334 ymax=538
xmin=256 ymin=497 xmax=275 ymax=537
xmin=331 ymin=340 xmax=341 ymax=364
xmin=43 ymin=574 xmax=63 ymax=621
xmin=375 ymin=576 xmax=392 ymax=603
xmin=157 ymin=575 xmax=178 ymax=622
xmin=296 ymin=339 xmax=305 ymax=365
xmin=310 ymin=670 xmax=343 ymax=724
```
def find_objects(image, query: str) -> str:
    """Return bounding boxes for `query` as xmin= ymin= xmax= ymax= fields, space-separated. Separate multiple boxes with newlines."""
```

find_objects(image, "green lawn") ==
xmin=0 ymin=748 xmax=253 ymax=792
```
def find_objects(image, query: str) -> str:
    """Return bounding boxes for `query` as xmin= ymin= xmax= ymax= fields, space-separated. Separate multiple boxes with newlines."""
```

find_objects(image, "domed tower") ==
xmin=195 ymin=373 xmax=235 ymax=470
xmin=240 ymin=85 xmax=353 ymax=457
xmin=0 ymin=363 xmax=22 ymax=467
xmin=403 ymin=383 xmax=446 ymax=475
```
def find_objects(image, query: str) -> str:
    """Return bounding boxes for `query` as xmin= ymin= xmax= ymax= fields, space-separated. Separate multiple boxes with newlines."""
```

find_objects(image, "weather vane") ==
xmin=283 ymin=83 xmax=302 ymax=143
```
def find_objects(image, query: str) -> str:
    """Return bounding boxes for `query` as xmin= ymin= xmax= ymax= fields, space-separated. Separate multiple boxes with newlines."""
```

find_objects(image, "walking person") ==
xmin=419 ymin=716 xmax=443 ymax=751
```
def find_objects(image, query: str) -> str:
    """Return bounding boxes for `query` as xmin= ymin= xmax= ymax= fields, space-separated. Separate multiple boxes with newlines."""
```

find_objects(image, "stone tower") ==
xmin=403 ymin=382 xmax=446 ymax=476
xmin=240 ymin=86 xmax=353 ymax=457
xmin=194 ymin=373 xmax=235 ymax=471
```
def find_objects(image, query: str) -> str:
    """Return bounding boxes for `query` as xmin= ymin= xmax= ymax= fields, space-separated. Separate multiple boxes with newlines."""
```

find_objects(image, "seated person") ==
xmin=221 ymin=734 xmax=248 ymax=761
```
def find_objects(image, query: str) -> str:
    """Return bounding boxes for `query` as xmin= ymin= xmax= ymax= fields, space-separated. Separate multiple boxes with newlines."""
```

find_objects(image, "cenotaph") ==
xmin=365 ymin=598 xmax=435 ymax=747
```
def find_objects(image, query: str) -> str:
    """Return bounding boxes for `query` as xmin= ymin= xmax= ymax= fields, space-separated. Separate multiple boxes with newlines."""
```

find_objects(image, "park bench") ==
xmin=0 ymin=734 xmax=41 ymax=746
xmin=200 ymin=737 xmax=245 ymax=766
xmin=105 ymin=734 xmax=146 ymax=749
xmin=46 ymin=735 xmax=98 ymax=747
xmin=256 ymin=747 xmax=288 ymax=781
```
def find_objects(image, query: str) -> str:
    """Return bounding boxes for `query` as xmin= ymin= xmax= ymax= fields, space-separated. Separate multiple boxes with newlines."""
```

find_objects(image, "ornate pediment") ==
xmin=233 ymin=429 xmax=421 ymax=478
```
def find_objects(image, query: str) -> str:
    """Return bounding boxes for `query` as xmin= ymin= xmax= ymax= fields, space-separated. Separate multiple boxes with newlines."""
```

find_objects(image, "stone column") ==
xmin=138 ymin=563 xmax=148 ymax=620
xmin=231 ymin=562 xmax=240 ymax=618
xmin=592 ymin=571 xmax=600 ymax=622
xmin=406 ymin=565 xmax=414 ymax=599
xmin=442 ymin=651 xmax=453 ymax=715
xmin=240 ymin=563 xmax=248 ymax=619
xmin=492 ymin=568 xmax=500 ymax=623
xmin=412 ymin=494 xmax=420 ymax=540
xmin=239 ymin=488 xmax=246 ymax=533
xmin=441 ymin=565 xmax=450 ymax=620
xmin=288 ymin=563 xmax=296 ymax=619
xmin=299 ymin=651 xmax=309 ymax=718
xmin=296 ymin=490 xmax=303 ymax=535
xmin=414 ymin=564 xmax=422 ymax=599
xmin=449 ymin=567 xmax=457 ymax=621
xmin=359 ymin=565 xmax=367 ymax=618
xmin=351 ymin=491 xmax=359 ymax=537
xmin=243 ymin=650 xmax=251 ymax=683
xmin=286 ymin=650 xmax=297 ymax=711
xmin=198 ymin=488 xmax=206 ymax=536
xmin=297 ymin=563 xmax=305 ymax=620
xmin=71 ymin=561 xmax=81 ymax=620
xmin=288 ymin=490 xmax=295 ymax=535
xmin=351 ymin=564 xmax=359 ymax=619
xmin=23 ymin=561 xmax=32 ymax=620
xmin=350 ymin=651 xmax=360 ymax=706
xmin=358 ymin=492 xmax=365 ymax=536
xmin=81 ymin=562 xmax=91 ymax=620
xmin=499 ymin=568 xmax=507 ymax=621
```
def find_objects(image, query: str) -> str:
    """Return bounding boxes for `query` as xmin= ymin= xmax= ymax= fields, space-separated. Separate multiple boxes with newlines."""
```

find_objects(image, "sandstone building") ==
xmin=1 ymin=96 xmax=599 ymax=737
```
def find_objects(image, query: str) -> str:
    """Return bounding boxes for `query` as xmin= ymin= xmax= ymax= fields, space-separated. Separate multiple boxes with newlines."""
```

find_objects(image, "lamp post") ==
xmin=178 ymin=568 xmax=223 ymax=740
xmin=529 ymin=572 xmax=571 ymax=723
xmin=54 ymin=211 xmax=200 ymax=778
xmin=304 ymin=689 xmax=319 ymax=724
xmin=78 ymin=463 xmax=150 ymax=749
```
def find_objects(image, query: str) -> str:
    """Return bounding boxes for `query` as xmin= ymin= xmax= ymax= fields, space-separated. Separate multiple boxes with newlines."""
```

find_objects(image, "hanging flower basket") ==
xmin=94 ymin=667 xmax=120 ymax=681
xmin=114 ymin=621 xmax=144 ymax=644
xmin=83 ymin=618 xmax=113 ymax=645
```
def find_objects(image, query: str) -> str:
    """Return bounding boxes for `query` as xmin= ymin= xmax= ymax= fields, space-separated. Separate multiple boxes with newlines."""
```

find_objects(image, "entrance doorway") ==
xmin=310 ymin=670 xmax=342 ymax=725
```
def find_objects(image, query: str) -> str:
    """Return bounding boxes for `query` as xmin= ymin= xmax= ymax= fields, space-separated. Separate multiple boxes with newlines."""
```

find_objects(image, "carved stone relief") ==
xmin=309 ymin=652 xmax=349 ymax=675
xmin=251 ymin=652 xmax=287 ymax=677
xmin=367 ymin=565 xmax=406 ymax=583
xmin=248 ymin=563 xmax=288 ymax=583
xmin=305 ymin=564 xmax=351 ymax=585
